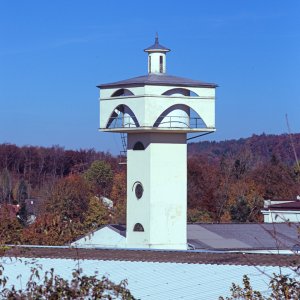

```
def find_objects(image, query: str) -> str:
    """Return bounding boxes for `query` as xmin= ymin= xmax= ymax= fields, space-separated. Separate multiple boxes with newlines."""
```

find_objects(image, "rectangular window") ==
xmin=159 ymin=56 xmax=163 ymax=73
xmin=149 ymin=56 xmax=151 ymax=73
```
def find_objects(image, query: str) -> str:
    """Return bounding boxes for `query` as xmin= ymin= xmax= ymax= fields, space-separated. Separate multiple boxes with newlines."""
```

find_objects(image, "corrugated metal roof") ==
xmin=98 ymin=73 xmax=217 ymax=89
xmin=187 ymin=223 xmax=299 ymax=250
xmin=1 ymin=256 xmax=298 ymax=300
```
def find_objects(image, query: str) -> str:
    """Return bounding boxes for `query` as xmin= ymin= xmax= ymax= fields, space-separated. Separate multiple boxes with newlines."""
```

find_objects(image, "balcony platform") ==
xmin=99 ymin=127 xmax=216 ymax=134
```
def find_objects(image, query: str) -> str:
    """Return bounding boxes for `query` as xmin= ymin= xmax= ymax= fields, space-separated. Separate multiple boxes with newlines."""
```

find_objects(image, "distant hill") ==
xmin=188 ymin=133 xmax=300 ymax=166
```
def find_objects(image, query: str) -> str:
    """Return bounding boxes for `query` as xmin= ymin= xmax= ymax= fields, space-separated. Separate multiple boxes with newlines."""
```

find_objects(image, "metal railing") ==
xmin=107 ymin=116 xmax=137 ymax=129
xmin=106 ymin=115 xmax=206 ymax=129
xmin=155 ymin=115 xmax=206 ymax=129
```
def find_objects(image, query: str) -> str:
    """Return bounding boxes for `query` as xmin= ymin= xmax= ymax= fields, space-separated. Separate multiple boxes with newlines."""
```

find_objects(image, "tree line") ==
xmin=0 ymin=132 xmax=299 ymax=245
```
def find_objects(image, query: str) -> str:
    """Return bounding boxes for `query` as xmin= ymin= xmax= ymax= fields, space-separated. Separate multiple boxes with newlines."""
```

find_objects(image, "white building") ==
xmin=98 ymin=35 xmax=217 ymax=250
xmin=261 ymin=198 xmax=300 ymax=223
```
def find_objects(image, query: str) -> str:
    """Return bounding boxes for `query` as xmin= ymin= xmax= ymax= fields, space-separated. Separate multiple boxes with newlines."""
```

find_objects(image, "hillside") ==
xmin=188 ymin=133 xmax=300 ymax=166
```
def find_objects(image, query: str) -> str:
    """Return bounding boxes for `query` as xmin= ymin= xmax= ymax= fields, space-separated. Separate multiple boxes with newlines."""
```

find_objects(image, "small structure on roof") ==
xmin=98 ymin=35 xmax=217 ymax=250
xmin=261 ymin=197 xmax=300 ymax=223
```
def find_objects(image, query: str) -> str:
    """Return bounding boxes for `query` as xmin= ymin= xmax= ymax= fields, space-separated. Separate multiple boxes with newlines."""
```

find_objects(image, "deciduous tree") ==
xmin=84 ymin=160 xmax=114 ymax=197
xmin=45 ymin=175 xmax=90 ymax=222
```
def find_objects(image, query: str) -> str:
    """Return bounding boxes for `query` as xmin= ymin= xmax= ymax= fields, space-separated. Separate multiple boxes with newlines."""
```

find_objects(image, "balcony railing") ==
xmin=107 ymin=116 xmax=137 ymax=129
xmin=155 ymin=115 xmax=206 ymax=129
xmin=106 ymin=115 xmax=206 ymax=129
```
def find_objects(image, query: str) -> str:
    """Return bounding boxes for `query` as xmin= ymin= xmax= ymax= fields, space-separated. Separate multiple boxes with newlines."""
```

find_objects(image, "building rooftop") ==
xmin=187 ymin=223 xmax=299 ymax=250
xmin=2 ymin=251 xmax=298 ymax=300
xmin=144 ymin=34 xmax=170 ymax=53
xmin=98 ymin=73 xmax=217 ymax=89
xmin=73 ymin=223 xmax=300 ymax=252
xmin=266 ymin=201 xmax=300 ymax=211
xmin=4 ymin=246 xmax=300 ymax=267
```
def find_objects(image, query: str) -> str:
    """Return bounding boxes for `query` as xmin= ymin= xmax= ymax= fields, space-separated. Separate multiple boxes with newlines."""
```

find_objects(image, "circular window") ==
xmin=135 ymin=183 xmax=144 ymax=199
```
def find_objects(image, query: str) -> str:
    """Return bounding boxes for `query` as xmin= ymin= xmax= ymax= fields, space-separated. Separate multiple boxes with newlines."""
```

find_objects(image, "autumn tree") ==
xmin=0 ymin=262 xmax=135 ymax=299
xmin=110 ymin=171 xmax=127 ymax=223
xmin=13 ymin=179 xmax=29 ymax=224
xmin=187 ymin=155 xmax=220 ymax=220
xmin=220 ymin=274 xmax=300 ymax=300
xmin=84 ymin=160 xmax=114 ymax=197
xmin=45 ymin=175 xmax=90 ymax=222
xmin=83 ymin=196 xmax=111 ymax=231
xmin=21 ymin=213 xmax=83 ymax=245
xmin=0 ymin=204 xmax=23 ymax=244
xmin=252 ymin=155 xmax=299 ymax=200
xmin=0 ymin=169 xmax=12 ymax=203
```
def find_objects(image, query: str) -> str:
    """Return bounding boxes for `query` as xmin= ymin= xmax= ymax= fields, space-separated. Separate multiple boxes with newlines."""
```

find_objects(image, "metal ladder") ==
xmin=119 ymin=132 xmax=127 ymax=165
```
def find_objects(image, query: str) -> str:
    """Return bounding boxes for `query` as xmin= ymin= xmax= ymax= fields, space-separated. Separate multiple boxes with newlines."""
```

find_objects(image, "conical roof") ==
xmin=144 ymin=34 xmax=170 ymax=53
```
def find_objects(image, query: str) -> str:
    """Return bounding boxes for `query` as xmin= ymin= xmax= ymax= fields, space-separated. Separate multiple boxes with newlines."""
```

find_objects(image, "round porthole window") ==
xmin=135 ymin=183 xmax=144 ymax=199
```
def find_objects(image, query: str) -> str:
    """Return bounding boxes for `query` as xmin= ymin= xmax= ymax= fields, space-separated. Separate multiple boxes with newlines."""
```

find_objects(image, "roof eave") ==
xmin=97 ymin=82 xmax=218 ymax=89
xmin=144 ymin=48 xmax=170 ymax=53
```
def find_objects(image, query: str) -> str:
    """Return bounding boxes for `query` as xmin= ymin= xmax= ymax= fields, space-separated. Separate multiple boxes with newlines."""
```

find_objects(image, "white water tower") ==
xmin=98 ymin=35 xmax=217 ymax=250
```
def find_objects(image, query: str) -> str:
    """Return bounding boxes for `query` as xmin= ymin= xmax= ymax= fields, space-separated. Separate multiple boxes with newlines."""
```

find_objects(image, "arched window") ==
xmin=106 ymin=104 xmax=140 ymax=129
xmin=133 ymin=223 xmax=144 ymax=232
xmin=133 ymin=141 xmax=145 ymax=150
xmin=162 ymin=88 xmax=199 ymax=97
xmin=111 ymin=89 xmax=134 ymax=97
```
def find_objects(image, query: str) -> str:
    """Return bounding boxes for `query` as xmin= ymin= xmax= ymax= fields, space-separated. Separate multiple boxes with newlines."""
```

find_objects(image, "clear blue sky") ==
xmin=1 ymin=1 xmax=299 ymax=154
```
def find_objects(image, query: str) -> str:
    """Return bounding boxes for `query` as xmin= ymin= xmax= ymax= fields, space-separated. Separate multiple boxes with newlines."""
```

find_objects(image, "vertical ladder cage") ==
xmin=119 ymin=132 xmax=127 ymax=165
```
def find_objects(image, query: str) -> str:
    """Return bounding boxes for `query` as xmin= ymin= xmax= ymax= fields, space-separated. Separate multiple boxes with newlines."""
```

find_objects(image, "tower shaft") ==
xmin=127 ymin=133 xmax=187 ymax=249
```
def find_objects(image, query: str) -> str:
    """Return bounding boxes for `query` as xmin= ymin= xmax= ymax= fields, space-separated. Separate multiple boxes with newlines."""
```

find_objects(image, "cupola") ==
xmin=144 ymin=33 xmax=170 ymax=74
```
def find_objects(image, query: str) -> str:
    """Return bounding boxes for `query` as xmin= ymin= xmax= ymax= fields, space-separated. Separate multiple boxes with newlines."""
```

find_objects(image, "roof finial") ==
xmin=155 ymin=32 xmax=159 ymax=44
xmin=144 ymin=34 xmax=170 ymax=53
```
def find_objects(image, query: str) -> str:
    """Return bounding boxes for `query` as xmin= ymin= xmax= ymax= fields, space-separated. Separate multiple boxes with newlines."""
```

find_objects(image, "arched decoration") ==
xmin=133 ymin=141 xmax=145 ymax=150
xmin=162 ymin=88 xmax=199 ymax=97
xmin=106 ymin=104 xmax=140 ymax=129
xmin=133 ymin=223 xmax=144 ymax=232
xmin=111 ymin=88 xmax=134 ymax=97
xmin=153 ymin=104 xmax=207 ymax=129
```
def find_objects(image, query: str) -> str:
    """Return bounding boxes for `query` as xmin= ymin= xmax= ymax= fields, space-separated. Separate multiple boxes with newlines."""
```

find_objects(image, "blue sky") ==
xmin=0 ymin=1 xmax=299 ymax=154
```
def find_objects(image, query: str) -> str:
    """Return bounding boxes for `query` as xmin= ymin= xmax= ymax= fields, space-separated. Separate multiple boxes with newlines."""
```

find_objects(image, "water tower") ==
xmin=98 ymin=35 xmax=217 ymax=250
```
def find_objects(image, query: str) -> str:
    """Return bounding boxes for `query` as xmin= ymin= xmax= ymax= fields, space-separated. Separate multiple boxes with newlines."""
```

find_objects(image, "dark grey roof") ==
xmin=5 ymin=246 xmax=300 ymax=267
xmin=144 ymin=35 xmax=170 ymax=52
xmin=109 ymin=224 xmax=126 ymax=237
xmin=100 ymin=223 xmax=299 ymax=251
xmin=98 ymin=73 xmax=217 ymax=89
xmin=187 ymin=223 xmax=299 ymax=251
xmin=268 ymin=201 xmax=300 ymax=211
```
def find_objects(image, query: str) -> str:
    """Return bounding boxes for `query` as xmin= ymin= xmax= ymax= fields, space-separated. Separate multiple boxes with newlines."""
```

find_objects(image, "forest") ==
xmin=0 ymin=133 xmax=299 ymax=245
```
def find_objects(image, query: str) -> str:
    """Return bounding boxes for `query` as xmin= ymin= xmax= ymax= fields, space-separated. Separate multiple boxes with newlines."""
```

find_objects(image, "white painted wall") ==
xmin=262 ymin=210 xmax=300 ymax=223
xmin=148 ymin=52 xmax=167 ymax=73
xmin=99 ymin=86 xmax=215 ymax=130
xmin=126 ymin=133 xmax=187 ymax=250
xmin=71 ymin=226 xmax=126 ymax=248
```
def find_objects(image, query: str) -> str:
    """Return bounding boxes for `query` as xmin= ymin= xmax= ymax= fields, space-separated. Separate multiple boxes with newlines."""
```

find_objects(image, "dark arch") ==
xmin=153 ymin=104 xmax=207 ymax=129
xmin=162 ymin=88 xmax=199 ymax=97
xmin=106 ymin=104 xmax=140 ymax=129
xmin=111 ymin=88 xmax=134 ymax=97
xmin=133 ymin=141 xmax=145 ymax=150
xmin=133 ymin=223 xmax=144 ymax=232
